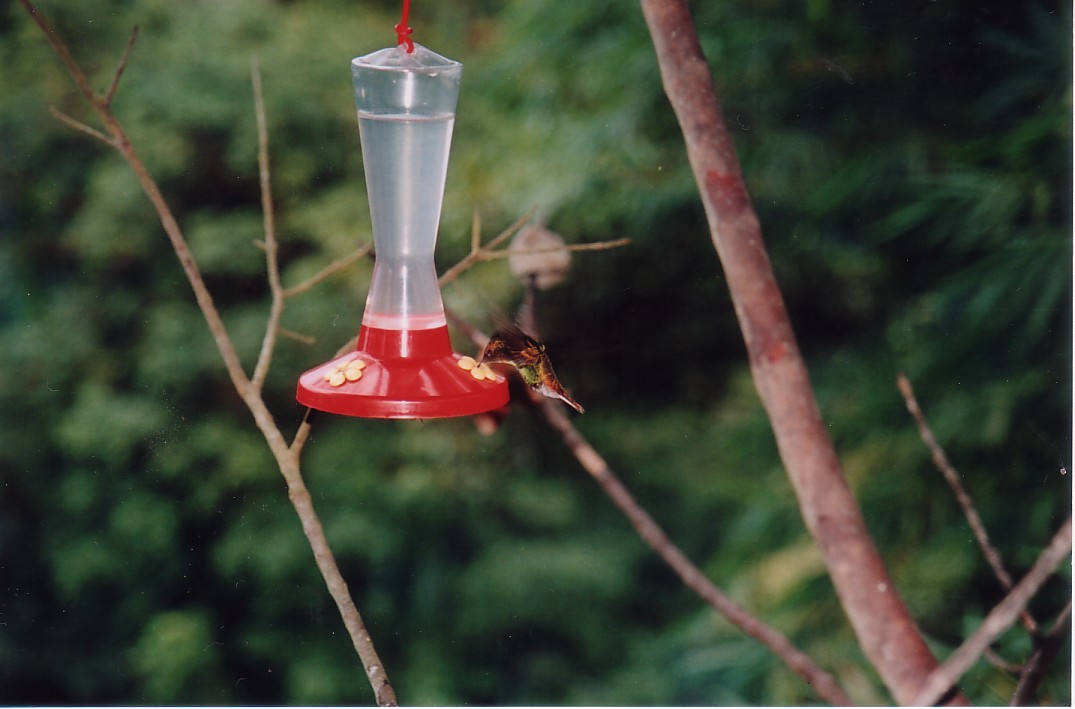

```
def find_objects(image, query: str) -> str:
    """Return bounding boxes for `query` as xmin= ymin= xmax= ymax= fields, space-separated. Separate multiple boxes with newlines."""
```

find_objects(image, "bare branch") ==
xmin=898 ymin=373 xmax=1038 ymax=635
xmin=49 ymin=106 xmax=116 ymax=147
xmin=444 ymin=306 xmax=488 ymax=352
xmin=290 ymin=407 xmax=315 ymax=456
xmin=1011 ymin=601 xmax=1073 ymax=705
xmin=982 ymin=647 xmax=1024 ymax=674
xmin=912 ymin=516 xmax=1072 ymax=707
xmin=539 ymin=399 xmax=854 ymax=706
xmin=437 ymin=210 xmax=533 ymax=287
xmin=451 ymin=313 xmax=852 ymax=706
xmin=638 ymin=0 xmax=950 ymax=703
xmin=26 ymin=0 xmax=252 ymax=404
xmin=18 ymin=0 xmax=101 ymax=104
xmin=104 ymin=25 xmax=139 ymax=106
xmin=282 ymin=243 xmax=373 ymax=298
xmin=279 ymin=327 xmax=316 ymax=346
xmin=558 ymin=238 xmax=632 ymax=253
xmin=333 ymin=332 xmax=361 ymax=359
xmin=470 ymin=209 xmax=481 ymax=254
xmin=437 ymin=217 xmax=627 ymax=289
xmin=484 ymin=237 xmax=632 ymax=261
xmin=22 ymin=6 xmax=397 ymax=704
xmin=250 ymin=57 xmax=285 ymax=392
xmin=281 ymin=453 xmax=397 ymax=706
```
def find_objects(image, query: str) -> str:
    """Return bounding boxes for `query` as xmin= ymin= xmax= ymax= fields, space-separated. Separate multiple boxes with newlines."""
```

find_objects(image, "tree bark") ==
xmin=639 ymin=1 xmax=962 ymax=704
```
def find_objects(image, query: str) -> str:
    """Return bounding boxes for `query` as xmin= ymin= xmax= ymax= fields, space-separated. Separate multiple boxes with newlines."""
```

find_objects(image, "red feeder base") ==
xmin=296 ymin=325 xmax=509 ymax=419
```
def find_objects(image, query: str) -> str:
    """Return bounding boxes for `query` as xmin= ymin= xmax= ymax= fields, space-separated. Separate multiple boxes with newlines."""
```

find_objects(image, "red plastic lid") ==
xmin=296 ymin=325 xmax=509 ymax=419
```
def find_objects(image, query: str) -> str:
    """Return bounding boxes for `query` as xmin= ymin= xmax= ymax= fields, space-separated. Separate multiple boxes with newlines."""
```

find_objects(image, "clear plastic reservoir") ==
xmin=352 ymin=44 xmax=462 ymax=331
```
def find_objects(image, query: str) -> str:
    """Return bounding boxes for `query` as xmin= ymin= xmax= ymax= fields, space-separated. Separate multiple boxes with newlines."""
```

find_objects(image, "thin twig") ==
xmin=563 ymin=238 xmax=631 ymax=253
xmin=282 ymin=243 xmax=373 ymax=298
xmin=443 ymin=306 xmax=488 ymax=354
xmin=104 ymin=25 xmax=139 ymax=106
xmin=250 ymin=57 xmax=285 ymax=392
xmin=18 ymin=0 xmax=100 ymax=103
xmin=897 ymin=373 xmax=1038 ymax=636
xmin=453 ymin=319 xmax=852 ymax=706
xmin=497 ymin=238 xmax=633 ymax=259
xmin=21 ymin=4 xmax=397 ymax=704
xmin=333 ymin=332 xmax=361 ymax=359
xmin=440 ymin=233 xmax=629 ymax=288
xmin=49 ymin=106 xmax=116 ymax=146
xmin=1010 ymin=601 xmax=1073 ymax=705
xmin=445 ymin=237 xmax=631 ymax=281
xmin=541 ymin=399 xmax=853 ymax=706
xmin=639 ymin=1 xmax=950 ymax=703
xmin=22 ymin=0 xmax=250 ymax=398
xmin=290 ymin=407 xmax=314 ymax=455
xmin=281 ymin=454 xmax=396 ymax=706
xmin=279 ymin=327 xmax=316 ymax=346
xmin=437 ymin=210 xmax=533 ymax=287
xmin=911 ymin=516 xmax=1072 ymax=707
xmin=982 ymin=647 xmax=1024 ymax=674
xmin=470 ymin=209 xmax=481 ymax=254
xmin=517 ymin=273 xmax=539 ymax=337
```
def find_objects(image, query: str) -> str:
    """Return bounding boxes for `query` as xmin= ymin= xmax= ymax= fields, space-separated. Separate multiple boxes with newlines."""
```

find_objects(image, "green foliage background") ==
xmin=0 ymin=0 xmax=1070 ymax=704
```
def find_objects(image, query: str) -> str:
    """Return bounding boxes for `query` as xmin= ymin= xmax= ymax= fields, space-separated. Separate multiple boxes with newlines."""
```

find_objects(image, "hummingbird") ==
xmin=479 ymin=320 xmax=585 ymax=414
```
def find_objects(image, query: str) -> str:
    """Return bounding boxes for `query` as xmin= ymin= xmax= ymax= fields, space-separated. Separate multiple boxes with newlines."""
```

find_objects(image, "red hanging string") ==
xmin=395 ymin=0 xmax=414 ymax=53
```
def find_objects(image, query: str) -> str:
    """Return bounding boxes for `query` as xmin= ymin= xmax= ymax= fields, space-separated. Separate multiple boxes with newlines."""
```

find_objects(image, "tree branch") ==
xmin=912 ymin=516 xmax=1072 ymax=707
xmin=638 ymin=0 xmax=956 ymax=704
xmin=282 ymin=243 xmax=373 ymax=298
xmin=897 ymin=373 xmax=1038 ymax=635
xmin=438 ymin=212 xmax=628 ymax=289
xmin=104 ymin=25 xmax=139 ymax=106
xmin=452 ymin=316 xmax=852 ymax=706
xmin=250 ymin=57 xmax=285 ymax=393
xmin=279 ymin=451 xmax=396 ymax=706
xmin=290 ymin=407 xmax=315 ymax=455
xmin=20 ymin=0 xmax=252 ymax=402
xmin=1010 ymin=600 xmax=1072 ymax=705
xmin=21 ymin=3 xmax=397 ymax=704
xmin=982 ymin=647 xmax=1024 ymax=674
xmin=539 ymin=399 xmax=854 ymax=706
xmin=18 ymin=0 xmax=101 ymax=105
xmin=437 ymin=210 xmax=533 ymax=287
xmin=279 ymin=327 xmax=317 ymax=346
xmin=49 ymin=106 xmax=116 ymax=146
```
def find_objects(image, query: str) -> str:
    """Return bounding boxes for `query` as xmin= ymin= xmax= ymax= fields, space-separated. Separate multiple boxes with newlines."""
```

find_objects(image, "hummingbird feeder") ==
xmin=295 ymin=34 xmax=508 ymax=419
